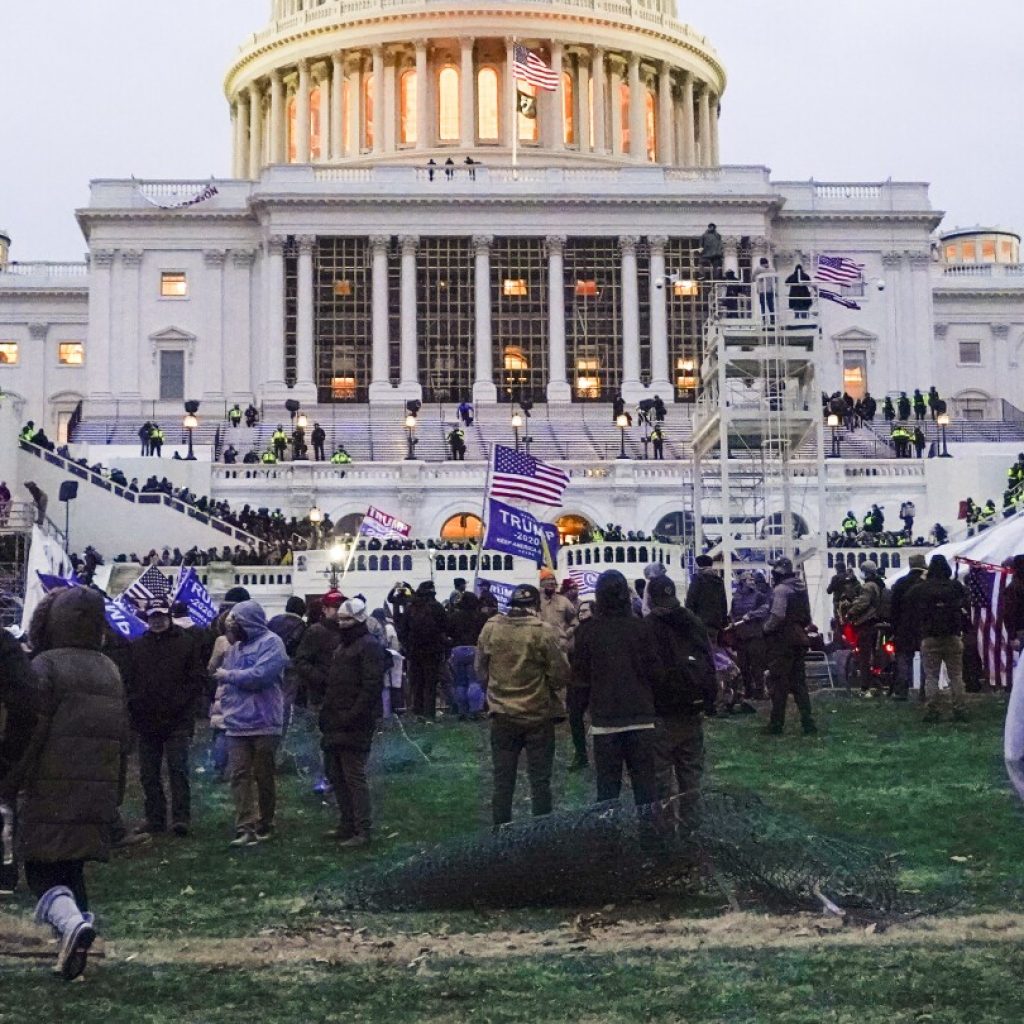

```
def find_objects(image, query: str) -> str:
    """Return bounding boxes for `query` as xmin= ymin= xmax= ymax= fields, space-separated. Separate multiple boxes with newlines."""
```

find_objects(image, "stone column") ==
xmin=120 ymin=251 xmax=143 ymax=400
xmin=657 ymin=63 xmax=674 ymax=164
xmin=296 ymin=60 xmax=311 ymax=162
xmin=698 ymin=86 xmax=712 ymax=167
xmin=473 ymin=235 xmax=497 ymax=402
xmin=347 ymin=56 xmax=362 ymax=155
xmin=234 ymin=97 xmax=249 ymax=178
xmin=372 ymin=46 xmax=385 ymax=154
xmin=627 ymin=53 xmax=644 ymax=161
xmin=576 ymin=51 xmax=591 ymax=153
xmin=270 ymin=71 xmax=286 ymax=164
xmin=415 ymin=42 xmax=429 ymax=149
xmin=710 ymin=95 xmax=720 ymax=166
xmin=399 ymin=235 xmax=420 ymax=393
xmin=201 ymin=249 xmax=226 ymax=400
xmin=87 ymin=250 xmax=116 ymax=405
xmin=549 ymin=41 xmax=565 ymax=149
xmin=369 ymin=235 xmax=391 ymax=399
xmin=248 ymin=83 xmax=263 ymax=175
xmin=383 ymin=50 xmax=397 ymax=152
xmin=680 ymin=72 xmax=695 ymax=165
xmin=319 ymin=64 xmax=332 ymax=161
xmin=648 ymin=236 xmax=670 ymax=392
xmin=620 ymin=236 xmax=641 ymax=396
xmin=265 ymin=236 xmax=287 ymax=390
xmin=591 ymin=47 xmax=607 ymax=154
xmin=228 ymin=249 xmax=256 ymax=399
xmin=546 ymin=235 xmax=571 ymax=402
xmin=460 ymin=37 xmax=475 ymax=148
xmin=609 ymin=57 xmax=624 ymax=156
xmin=331 ymin=53 xmax=345 ymax=159
xmin=295 ymin=236 xmax=316 ymax=394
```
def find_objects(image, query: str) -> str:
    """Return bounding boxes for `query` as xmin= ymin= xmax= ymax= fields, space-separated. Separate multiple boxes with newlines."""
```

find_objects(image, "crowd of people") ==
xmin=831 ymin=503 xmax=948 ymax=549
xmin=822 ymin=386 xmax=946 ymax=432
xmin=958 ymin=453 xmax=1024 ymax=533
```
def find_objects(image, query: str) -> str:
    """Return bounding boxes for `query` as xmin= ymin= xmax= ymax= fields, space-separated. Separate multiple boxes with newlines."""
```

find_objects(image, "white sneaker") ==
xmin=55 ymin=919 xmax=96 ymax=981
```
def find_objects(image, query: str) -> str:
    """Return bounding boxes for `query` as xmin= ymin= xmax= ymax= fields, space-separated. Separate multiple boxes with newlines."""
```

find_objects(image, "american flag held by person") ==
xmin=512 ymin=44 xmax=560 ymax=91
xmin=490 ymin=445 xmax=570 ymax=507
xmin=814 ymin=254 xmax=865 ymax=286
xmin=568 ymin=568 xmax=600 ymax=596
xmin=963 ymin=558 xmax=1014 ymax=690
xmin=123 ymin=564 xmax=175 ymax=608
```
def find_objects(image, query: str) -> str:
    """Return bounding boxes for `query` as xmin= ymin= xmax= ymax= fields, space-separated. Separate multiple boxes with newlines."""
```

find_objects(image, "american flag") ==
xmin=491 ymin=445 xmax=570 ymax=507
xmin=123 ymin=564 xmax=174 ymax=608
xmin=819 ymin=288 xmax=862 ymax=311
xmin=568 ymin=568 xmax=600 ymax=596
xmin=512 ymin=44 xmax=560 ymax=91
xmin=964 ymin=560 xmax=1014 ymax=690
xmin=814 ymin=255 xmax=865 ymax=286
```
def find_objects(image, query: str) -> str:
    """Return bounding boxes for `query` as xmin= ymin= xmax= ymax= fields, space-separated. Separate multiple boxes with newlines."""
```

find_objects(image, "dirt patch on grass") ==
xmin=7 ymin=910 xmax=1023 ymax=970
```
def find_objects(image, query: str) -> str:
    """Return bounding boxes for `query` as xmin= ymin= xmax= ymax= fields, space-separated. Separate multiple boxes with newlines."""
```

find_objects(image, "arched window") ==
xmin=555 ymin=514 xmax=592 ymax=543
xmin=438 ymin=66 xmax=460 ymax=141
xmin=645 ymin=87 xmax=656 ymax=162
xmin=478 ymin=67 xmax=499 ymax=141
xmin=363 ymin=74 xmax=374 ymax=150
xmin=309 ymin=85 xmax=322 ymax=160
xmin=399 ymin=69 xmax=417 ymax=145
xmin=517 ymin=81 xmax=538 ymax=142
xmin=333 ymin=513 xmax=364 ymax=535
xmin=562 ymin=71 xmax=575 ymax=146
xmin=287 ymin=94 xmax=297 ymax=163
xmin=620 ymin=82 xmax=631 ymax=154
xmin=441 ymin=513 xmax=483 ymax=540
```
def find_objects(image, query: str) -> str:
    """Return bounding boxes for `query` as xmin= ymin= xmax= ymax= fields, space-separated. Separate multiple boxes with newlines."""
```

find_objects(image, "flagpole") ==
xmin=472 ymin=443 xmax=496 ymax=592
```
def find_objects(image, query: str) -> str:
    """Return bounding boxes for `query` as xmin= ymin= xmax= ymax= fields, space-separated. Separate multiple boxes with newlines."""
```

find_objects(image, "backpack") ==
xmin=877 ymin=582 xmax=893 ymax=623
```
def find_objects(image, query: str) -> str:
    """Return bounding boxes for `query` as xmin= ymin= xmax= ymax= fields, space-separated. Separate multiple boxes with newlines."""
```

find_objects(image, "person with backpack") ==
xmin=763 ymin=558 xmax=818 ymax=735
xmin=644 ymin=576 xmax=717 ymax=799
xmin=899 ymin=501 xmax=916 ymax=537
xmin=313 ymin=599 xmax=388 ymax=847
xmin=844 ymin=560 xmax=886 ymax=692
xmin=907 ymin=555 xmax=969 ymax=723
xmin=401 ymin=582 xmax=448 ymax=719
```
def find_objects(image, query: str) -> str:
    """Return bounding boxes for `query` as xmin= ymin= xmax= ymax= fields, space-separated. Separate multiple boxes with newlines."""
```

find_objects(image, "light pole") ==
xmin=827 ymin=413 xmax=841 ymax=458
xmin=309 ymin=504 xmax=324 ymax=548
xmin=327 ymin=540 xmax=344 ymax=589
xmin=182 ymin=413 xmax=198 ymax=461
xmin=616 ymin=413 xmax=629 ymax=460
xmin=296 ymin=412 xmax=308 ymax=431
xmin=404 ymin=414 xmax=418 ymax=460
xmin=511 ymin=412 xmax=523 ymax=452
xmin=937 ymin=412 xmax=952 ymax=458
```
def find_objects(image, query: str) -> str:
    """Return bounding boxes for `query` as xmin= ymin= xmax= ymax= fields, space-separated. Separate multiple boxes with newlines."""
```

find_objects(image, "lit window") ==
xmin=309 ymin=86 xmax=321 ymax=160
xmin=981 ymin=239 xmax=996 ymax=263
xmin=620 ymin=82 xmax=630 ymax=154
xmin=517 ymin=81 xmax=538 ymax=142
xmin=562 ymin=71 xmax=575 ymax=145
xmin=944 ymin=244 xmax=958 ymax=262
xmin=504 ymin=347 xmax=528 ymax=371
xmin=363 ymin=75 xmax=374 ymax=150
xmin=160 ymin=272 xmax=187 ymax=298
xmin=673 ymin=279 xmax=699 ymax=297
xmin=59 ymin=342 xmax=84 ymax=366
xmin=441 ymin=513 xmax=483 ymax=541
xmin=676 ymin=357 xmax=697 ymax=392
xmin=1001 ymin=239 xmax=1015 ymax=261
xmin=576 ymin=357 xmax=601 ymax=399
xmin=438 ymin=66 xmax=459 ymax=141
xmin=287 ymin=94 xmax=297 ymax=163
xmin=331 ymin=375 xmax=357 ymax=400
xmin=959 ymin=341 xmax=982 ymax=365
xmin=575 ymin=279 xmax=598 ymax=297
xmin=333 ymin=279 xmax=353 ymax=297
xmin=645 ymin=87 xmax=657 ymax=162
xmin=400 ymin=70 xmax=417 ymax=145
xmin=0 ymin=342 xmax=18 ymax=364
xmin=503 ymin=278 xmax=528 ymax=297
xmin=478 ymin=67 xmax=499 ymax=141
xmin=961 ymin=241 xmax=976 ymax=263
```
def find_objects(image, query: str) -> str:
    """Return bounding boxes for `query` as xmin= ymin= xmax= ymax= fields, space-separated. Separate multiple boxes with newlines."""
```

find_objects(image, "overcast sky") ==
xmin=3 ymin=1 xmax=1023 ymax=261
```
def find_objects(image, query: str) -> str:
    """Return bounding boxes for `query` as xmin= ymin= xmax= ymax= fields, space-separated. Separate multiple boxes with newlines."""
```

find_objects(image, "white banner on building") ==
xmin=133 ymin=179 xmax=220 ymax=210
xmin=19 ymin=526 xmax=73 ymax=633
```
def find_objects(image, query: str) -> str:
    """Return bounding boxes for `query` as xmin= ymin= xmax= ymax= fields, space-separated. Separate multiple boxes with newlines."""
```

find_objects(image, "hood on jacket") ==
xmin=228 ymin=600 xmax=270 ymax=639
xmin=643 ymin=562 xmax=668 ymax=582
xmin=928 ymin=554 xmax=953 ymax=580
xmin=30 ymin=587 xmax=105 ymax=653
xmin=595 ymin=570 xmax=632 ymax=617
xmin=775 ymin=575 xmax=808 ymax=597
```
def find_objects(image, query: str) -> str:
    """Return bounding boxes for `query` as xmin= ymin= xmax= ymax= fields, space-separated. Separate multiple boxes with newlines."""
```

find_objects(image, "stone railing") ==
xmin=937 ymin=263 xmax=1024 ymax=280
xmin=0 ymin=262 xmax=88 ymax=278
xmin=775 ymin=180 xmax=933 ymax=213
xmin=825 ymin=548 xmax=912 ymax=574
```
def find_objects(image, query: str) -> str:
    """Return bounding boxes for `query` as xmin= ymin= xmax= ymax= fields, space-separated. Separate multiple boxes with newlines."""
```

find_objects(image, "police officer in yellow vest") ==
xmin=330 ymin=445 xmax=352 ymax=465
xmin=271 ymin=425 xmax=288 ymax=461
xmin=260 ymin=448 xmax=277 ymax=464
xmin=149 ymin=424 xmax=164 ymax=457
xmin=228 ymin=404 xmax=242 ymax=427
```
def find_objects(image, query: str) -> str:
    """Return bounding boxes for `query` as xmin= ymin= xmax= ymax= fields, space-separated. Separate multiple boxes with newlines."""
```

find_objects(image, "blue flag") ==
xmin=36 ymin=571 xmax=148 ymax=640
xmin=483 ymin=498 xmax=560 ymax=567
xmin=173 ymin=567 xmax=218 ymax=628
xmin=475 ymin=578 xmax=518 ymax=611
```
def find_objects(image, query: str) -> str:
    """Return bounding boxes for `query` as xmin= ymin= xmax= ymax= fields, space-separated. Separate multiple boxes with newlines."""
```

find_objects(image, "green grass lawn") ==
xmin=1 ymin=693 xmax=1022 ymax=1022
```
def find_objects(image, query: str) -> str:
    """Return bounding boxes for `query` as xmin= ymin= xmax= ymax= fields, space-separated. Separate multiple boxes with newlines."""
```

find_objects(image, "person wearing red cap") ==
xmin=294 ymin=590 xmax=346 ymax=710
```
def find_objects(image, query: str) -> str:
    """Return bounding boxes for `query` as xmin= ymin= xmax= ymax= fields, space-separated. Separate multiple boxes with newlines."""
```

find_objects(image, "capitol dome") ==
xmin=225 ymin=0 xmax=725 ymax=176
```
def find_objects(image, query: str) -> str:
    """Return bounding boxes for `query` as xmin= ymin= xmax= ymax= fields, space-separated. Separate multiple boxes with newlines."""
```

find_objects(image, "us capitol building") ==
xmin=1 ymin=0 xmax=1023 ymax=609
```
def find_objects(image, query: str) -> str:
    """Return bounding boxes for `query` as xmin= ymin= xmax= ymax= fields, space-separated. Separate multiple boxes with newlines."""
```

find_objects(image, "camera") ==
xmin=875 ymin=278 xmax=885 ymax=292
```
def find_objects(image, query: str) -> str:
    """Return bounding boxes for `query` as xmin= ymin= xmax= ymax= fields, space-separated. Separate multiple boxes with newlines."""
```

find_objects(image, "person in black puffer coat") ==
xmin=571 ymin=570 xmax=664 ymax=806
xmin=644 ymin=576 xmax=717 ymax=800
xmin=401 ymin=582 xmax=449 ymax=719
xmin=315 ymin=599 xmax=387 ymax=847
xmin=7 ymin=588 xmax=129 ymax=981
xmin=685 ymin=556 xmax=729 ymax=637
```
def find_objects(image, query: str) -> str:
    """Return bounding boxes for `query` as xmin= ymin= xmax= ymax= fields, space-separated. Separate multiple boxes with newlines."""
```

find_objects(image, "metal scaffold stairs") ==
xmin=691 ymin=273 xmax=827 ymax=593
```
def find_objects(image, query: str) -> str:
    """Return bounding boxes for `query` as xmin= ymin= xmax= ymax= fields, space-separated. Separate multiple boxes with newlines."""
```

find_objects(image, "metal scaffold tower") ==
xmin=691 ymin=273 xmax=827 ymax=594
xmin=0 ymin=501 xmax=35 ymax=628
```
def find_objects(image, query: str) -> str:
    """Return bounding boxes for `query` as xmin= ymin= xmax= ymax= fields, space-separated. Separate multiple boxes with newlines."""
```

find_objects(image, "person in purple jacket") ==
xmin=212 ymin=601 xmax=288 ymax=848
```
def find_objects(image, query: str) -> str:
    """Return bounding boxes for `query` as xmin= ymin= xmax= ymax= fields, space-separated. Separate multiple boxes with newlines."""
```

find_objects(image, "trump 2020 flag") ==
xmin=36 ymin=572 xmax=147 ymax=640
xmin=173 ymin=567 xmax=218 ymax=628
xmin=359 ymin=506 xmax=412 ymax=542
xmin=483 ymin=498 xmax=560 ymax=568
xmin=475 ymin=578 xmax=518 ymax=611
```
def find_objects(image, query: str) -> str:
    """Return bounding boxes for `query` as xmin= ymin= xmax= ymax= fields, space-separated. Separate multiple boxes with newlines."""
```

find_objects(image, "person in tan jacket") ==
xmin=538 ymin=568 xmax=577 ymax=652
xmin=475 ymin=585 xmax=570 ymax=825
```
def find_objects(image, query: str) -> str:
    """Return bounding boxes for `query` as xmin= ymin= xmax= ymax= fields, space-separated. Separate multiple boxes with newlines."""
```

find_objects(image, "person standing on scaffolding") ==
xmin=699 ymin=223 xmax=724 ymax=279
